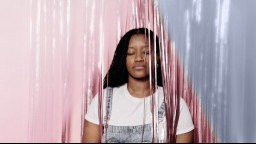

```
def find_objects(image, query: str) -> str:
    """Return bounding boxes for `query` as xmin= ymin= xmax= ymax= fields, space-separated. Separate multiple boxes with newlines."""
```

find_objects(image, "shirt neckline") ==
xmin=123 ymin=83 xmax=158 ymax=103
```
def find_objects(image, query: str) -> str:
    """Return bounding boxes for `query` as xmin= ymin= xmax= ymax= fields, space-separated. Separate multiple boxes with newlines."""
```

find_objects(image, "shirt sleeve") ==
xmin=176 ymin=98 xmax=195 ymax=135
xmin=85 ymin=94 xmax=100 ymax=125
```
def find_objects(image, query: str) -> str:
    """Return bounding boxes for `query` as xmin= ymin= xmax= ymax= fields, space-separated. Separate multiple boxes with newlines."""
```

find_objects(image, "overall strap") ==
xmin=158 ymin=100 xmax=166 ymax=119
xmin=104 ymin=87 xmax=113 ymax=125
xmin=103 ymin=87 xmax=113 ymax=143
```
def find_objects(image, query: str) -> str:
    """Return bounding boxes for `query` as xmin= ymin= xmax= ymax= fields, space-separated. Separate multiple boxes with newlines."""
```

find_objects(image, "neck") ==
xmin=127 ymin=76 xmax=156 ymax=98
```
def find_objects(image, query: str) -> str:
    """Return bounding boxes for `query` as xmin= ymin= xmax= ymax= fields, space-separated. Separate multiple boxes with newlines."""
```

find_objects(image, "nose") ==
xmin=135 ymin=52 xmax=144 ymax=62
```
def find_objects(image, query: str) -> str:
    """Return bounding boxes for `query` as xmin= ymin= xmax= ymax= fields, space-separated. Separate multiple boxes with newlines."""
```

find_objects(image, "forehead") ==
xmin=129 ymin=34 xmax=150 ymax=44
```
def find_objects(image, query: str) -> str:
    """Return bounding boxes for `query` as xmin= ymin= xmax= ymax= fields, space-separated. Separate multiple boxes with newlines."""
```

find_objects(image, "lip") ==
xmin=133 ymin=65 xmax=145 ymax=70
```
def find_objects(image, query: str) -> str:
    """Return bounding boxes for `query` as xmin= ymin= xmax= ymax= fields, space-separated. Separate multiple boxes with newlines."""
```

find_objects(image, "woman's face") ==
xmin=126 ymin=34 xmax=150 ymax=79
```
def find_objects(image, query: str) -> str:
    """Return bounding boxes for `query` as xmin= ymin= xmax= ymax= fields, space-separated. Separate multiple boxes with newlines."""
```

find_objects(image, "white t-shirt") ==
xmin=85 ymin=84 xmax=194 ymax=135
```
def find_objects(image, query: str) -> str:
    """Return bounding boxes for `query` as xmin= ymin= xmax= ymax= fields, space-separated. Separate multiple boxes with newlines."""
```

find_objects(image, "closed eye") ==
xmin=127 ymin=52 xmax=135 ymax=55
xmin=143 ymin=51 xmax=150 ymax=55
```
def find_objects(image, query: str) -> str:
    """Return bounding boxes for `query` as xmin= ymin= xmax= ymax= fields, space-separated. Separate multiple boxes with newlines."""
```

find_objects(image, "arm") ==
xmin=176 ymin=130 xmax=194 ymax=143
xmin=82 ymin=120 xmax=101 ymax=143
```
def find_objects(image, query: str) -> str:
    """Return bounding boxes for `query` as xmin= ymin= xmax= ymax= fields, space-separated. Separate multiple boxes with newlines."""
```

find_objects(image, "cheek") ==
xmin=126 ymin=57 xmax=132 ymax=68
xmin=127 ymin=56 xmax=134 ymax=62
xmin=145 ymin=57 xmax=150 ymax=66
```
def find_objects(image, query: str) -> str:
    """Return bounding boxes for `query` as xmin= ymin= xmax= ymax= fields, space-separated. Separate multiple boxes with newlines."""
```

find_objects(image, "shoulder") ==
xmin=180 ymin=98 xmax=186 ymax=107
xmin=105 ymin=84 xmax=125 ymax=95
xmin=179 ymin=97 xmax=190 ymax=111
xmin=155 ymin=87 xmax=188 ymax=110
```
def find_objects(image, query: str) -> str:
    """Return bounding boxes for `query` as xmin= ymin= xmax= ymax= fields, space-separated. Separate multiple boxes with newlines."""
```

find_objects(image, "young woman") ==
xmin=82 ymin=28 xmax=194 ymax=143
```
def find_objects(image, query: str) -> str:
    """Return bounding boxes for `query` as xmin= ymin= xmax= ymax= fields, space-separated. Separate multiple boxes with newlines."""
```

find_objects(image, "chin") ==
xmin=132 ymin=74 xmax=149 ymax=79
xmin=134 ymin=76 xmax=147 ymax=79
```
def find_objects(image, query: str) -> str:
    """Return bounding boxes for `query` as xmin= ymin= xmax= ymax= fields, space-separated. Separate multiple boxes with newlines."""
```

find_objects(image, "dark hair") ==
xmin=103 ymin=28 xmax=162 ymax=88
